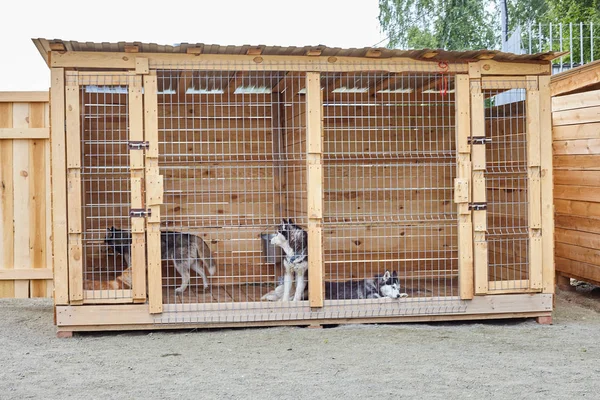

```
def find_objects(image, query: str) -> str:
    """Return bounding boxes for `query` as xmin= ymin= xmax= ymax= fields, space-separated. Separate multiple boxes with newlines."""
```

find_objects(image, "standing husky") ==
xmin=262 ymin=270 xmax=407 ymax=301
xmin=268 ymin=219 xmax=308 ymax=302
xmin=104 ymin=227 xmax=217 ymax=293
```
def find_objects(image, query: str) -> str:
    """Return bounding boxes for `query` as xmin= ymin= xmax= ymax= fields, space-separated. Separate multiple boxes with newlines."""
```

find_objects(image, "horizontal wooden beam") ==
xmin=0 ymin=91 xmax=49 ymax=103
xmin=0 ymin=269 xmax=53 ymax=280
xmin=551 ymin=59 xmax=600 ymax=96
xmin=0 ymin=128 xmax=49 ymax=139
xmin=51 ymin=51 xmax=472 ymax=73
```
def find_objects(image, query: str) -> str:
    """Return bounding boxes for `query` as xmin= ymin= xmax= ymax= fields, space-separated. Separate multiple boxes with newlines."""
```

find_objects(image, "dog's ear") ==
xmin=392 ymin=271 xmax=398 ymax=278
xmin=381 ymin=270 xmax=391 ymax=282
xmin=288 ymin=218 xmax=294 ymax=224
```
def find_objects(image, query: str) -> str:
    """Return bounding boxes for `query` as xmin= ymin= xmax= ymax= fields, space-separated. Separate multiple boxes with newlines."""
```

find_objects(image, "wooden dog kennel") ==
xmin=34 ymin=39 xmax=557 ymax=334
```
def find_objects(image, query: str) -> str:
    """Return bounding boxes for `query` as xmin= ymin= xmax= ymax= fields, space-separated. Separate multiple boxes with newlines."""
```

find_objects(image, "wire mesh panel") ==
xmin=77 ymin=76 xmax=136 ymax=301
xmin=321 ymin=71 xmax=465 ymax=316
xmin=154 ymin=68 xmax=310 ymax=323
xmin=483 ymin=85 xmax=530 ymax=290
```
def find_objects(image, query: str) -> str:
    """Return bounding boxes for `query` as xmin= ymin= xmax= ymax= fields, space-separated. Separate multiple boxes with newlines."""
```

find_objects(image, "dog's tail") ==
xmin=197 ymin=237 xmax=217 ymax=275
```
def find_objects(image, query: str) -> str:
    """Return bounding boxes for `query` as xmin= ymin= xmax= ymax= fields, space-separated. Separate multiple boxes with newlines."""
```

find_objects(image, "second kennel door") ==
xmin=471 ymin=77 xmax=543 ymax=294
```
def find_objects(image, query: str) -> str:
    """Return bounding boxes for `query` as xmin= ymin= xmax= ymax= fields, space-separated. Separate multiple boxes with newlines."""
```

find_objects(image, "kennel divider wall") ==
xmin=42 ymin=48 xmax=555 ymax=330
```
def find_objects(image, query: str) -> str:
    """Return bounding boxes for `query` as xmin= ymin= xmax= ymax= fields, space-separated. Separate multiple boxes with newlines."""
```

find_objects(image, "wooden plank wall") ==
xmin=0 ymin=92 xmax=53 ymax=298
xmin=552 ymin=85 xmax=600 ymax=286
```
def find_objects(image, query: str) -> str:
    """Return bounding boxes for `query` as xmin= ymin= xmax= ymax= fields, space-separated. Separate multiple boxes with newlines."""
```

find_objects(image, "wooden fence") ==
xmin=0 ymin=92 xmax=53 ymax=298
xmin=552 ymin=61 xmax=600 ymax=288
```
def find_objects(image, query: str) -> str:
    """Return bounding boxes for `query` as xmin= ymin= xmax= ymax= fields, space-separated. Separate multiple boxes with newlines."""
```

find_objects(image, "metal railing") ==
xmin=507 ymin=22 xmax=599 ymax=73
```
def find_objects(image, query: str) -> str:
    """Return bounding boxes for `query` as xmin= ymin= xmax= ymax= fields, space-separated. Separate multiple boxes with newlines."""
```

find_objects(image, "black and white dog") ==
xmin=262 ymin=219 xmax=408 ymax=301
xmin=263 ymin=219 xmax=308 ymax=302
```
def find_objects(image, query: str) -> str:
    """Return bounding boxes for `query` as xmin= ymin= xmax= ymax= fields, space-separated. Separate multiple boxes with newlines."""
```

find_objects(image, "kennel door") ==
xmin=472 ymin=76 xmax=543 ymax=294
xmin=65 ymin=72 xmax=147 ymax=305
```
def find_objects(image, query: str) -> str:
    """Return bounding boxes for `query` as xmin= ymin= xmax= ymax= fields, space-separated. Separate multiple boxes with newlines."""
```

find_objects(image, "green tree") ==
xmin=378 ymin=0 xmax=500 ymax=50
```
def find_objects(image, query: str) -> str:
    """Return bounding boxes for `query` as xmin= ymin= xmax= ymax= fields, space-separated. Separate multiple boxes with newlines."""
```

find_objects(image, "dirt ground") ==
xmin=1 ymin=287 xmax=599 ymax=400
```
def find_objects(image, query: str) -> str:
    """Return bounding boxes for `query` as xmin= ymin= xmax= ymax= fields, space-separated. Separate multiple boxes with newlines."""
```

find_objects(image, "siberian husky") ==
xmin=262 ymin=270 xmax=407 ymax=301
xmin=104 ymin=227 xmax=217 ymax=293
xmin=265 ymin=219 xmax=308 ymax=302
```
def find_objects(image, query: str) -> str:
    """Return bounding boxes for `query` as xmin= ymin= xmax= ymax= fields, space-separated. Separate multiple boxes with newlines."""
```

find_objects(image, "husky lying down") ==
xmin=104 ymin=227 xmax=217 ymax=293
xmin=262 ymin=270 xmax=408 ymax=301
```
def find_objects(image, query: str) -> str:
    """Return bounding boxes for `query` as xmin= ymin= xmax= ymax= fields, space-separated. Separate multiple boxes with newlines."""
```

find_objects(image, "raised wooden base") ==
xmin=55 ymin=293 xmax=553 ymax=333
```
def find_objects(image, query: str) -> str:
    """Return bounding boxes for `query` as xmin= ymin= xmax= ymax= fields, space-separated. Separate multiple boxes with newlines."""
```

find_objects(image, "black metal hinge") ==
xmin=129 ymin=208 xmax=152 ymax=218
xmin=129 ymin=141 xmax=150 ymax=150
xmin=469 ymin=202 xmax=487 ymax=211
xmin=468 ymin=136 xmax=492 ymax=145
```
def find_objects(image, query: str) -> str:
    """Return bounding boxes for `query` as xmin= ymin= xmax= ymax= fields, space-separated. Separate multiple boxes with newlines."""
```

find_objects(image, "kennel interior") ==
xmin=36 ymin=39 xmax=557 ymax=332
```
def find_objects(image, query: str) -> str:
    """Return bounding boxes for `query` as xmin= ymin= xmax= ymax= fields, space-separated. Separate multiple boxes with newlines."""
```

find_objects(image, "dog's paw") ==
xmin=399 ymin=293 xmax=409 ymax=298
xmin=174 ymin=287 xmax=186 ymax=294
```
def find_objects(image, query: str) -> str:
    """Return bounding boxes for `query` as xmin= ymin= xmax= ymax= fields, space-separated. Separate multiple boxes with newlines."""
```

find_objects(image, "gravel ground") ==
xmin=1 ymin=287 xmax=599 ymax=400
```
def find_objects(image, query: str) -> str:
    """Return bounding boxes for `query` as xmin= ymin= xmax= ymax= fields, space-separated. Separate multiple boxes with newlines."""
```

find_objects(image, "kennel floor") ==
xmin=160 ymin=278 xmax=460 ymax=304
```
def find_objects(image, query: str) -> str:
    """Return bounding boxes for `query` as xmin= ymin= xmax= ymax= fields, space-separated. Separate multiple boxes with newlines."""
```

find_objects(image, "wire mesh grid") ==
xmin=321 ymin=71 xmax=465 ymax=316
xmin=77 ymin=75 xmax=137 ymax=300
xmin=483 ymin=84 xmax=531 ymax=290
xmin=154 ymin=67 xmax=311 ymax=324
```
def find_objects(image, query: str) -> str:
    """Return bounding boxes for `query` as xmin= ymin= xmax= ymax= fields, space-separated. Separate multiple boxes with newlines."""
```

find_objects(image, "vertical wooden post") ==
xmin=306 ymin=72 xmax=324 ymax=308
xmin=527 ymin=76 xmax=543 ymax=290
xmin=50 ymin=68 xmax=69 ymax=305
xmin=12 ymin=103 xmax=31 ymax=298
xmin=144 ymin=74 xmax=163 ymax=313
xmin=469 ymin=74 xmax=488 ymax=295
xmin=65 ymin=80 xmax=83 ymax=304
xmin=538 ymin=75 xmax=554 ymax=294
xmin=0 ymin=101 xmax=14 ymax=298
xmin=455 ymin=75 xmax=474 ymax=299
xmin=129 ymin=78 xmax=147 ymax=303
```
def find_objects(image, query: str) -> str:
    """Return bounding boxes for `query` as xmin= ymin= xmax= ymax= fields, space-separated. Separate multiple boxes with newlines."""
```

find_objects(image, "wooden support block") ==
xmin=246 ymin=47 xmax=262 ymax=55
xmin=306 ymin=49 xmax=322 ymax=56
xmin=366 ymin=49 xmax=382 ymax=58
xmin=49 ymin=42 xmax=66 ymax=51
xmin=536 ymin=316 xmax=553 ymax=325
xmin=307 ymin=323 xmax=323 ymax=329
xmin=56 ymin=330 xmax=74 ymax=338
xmin=186 ymin=47 xmax=202 ymax=55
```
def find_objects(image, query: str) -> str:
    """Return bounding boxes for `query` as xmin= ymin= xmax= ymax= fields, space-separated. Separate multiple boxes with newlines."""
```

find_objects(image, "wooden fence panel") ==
xmin=0 ymin=92 xmax=52 ymax=298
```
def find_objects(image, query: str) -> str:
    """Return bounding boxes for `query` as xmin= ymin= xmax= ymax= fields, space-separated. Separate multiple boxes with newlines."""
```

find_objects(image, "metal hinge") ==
xmin=129 ymin=208 xmax=152 ymax=218
xmin=468 ymin=136 xmax=492 ymax=145
xmin=469 ymin=202 xmax=487 ymax=211
xmin=129 ymin=141 xmax=150 ymax=150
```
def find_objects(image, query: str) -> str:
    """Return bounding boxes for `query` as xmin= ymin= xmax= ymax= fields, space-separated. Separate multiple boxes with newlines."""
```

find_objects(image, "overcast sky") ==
xmin=1 ymin=0 xmax=386 ymax=91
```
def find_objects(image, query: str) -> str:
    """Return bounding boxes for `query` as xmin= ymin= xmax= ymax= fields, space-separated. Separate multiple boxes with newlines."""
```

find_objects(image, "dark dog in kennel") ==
xmin=104 ymin=227 xmax=217 ymax=293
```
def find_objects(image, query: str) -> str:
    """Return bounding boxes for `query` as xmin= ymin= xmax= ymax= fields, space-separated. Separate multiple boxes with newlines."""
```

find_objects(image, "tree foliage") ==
xmin=378 ymin=0 xmax=499 ymax=50
xmin=379 ymin=0 xmax=600 ymax=59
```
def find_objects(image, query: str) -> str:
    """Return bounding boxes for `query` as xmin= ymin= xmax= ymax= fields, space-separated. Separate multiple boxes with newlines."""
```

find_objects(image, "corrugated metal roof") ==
xmin=32 ymin=38 xmax=566 ymax=66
